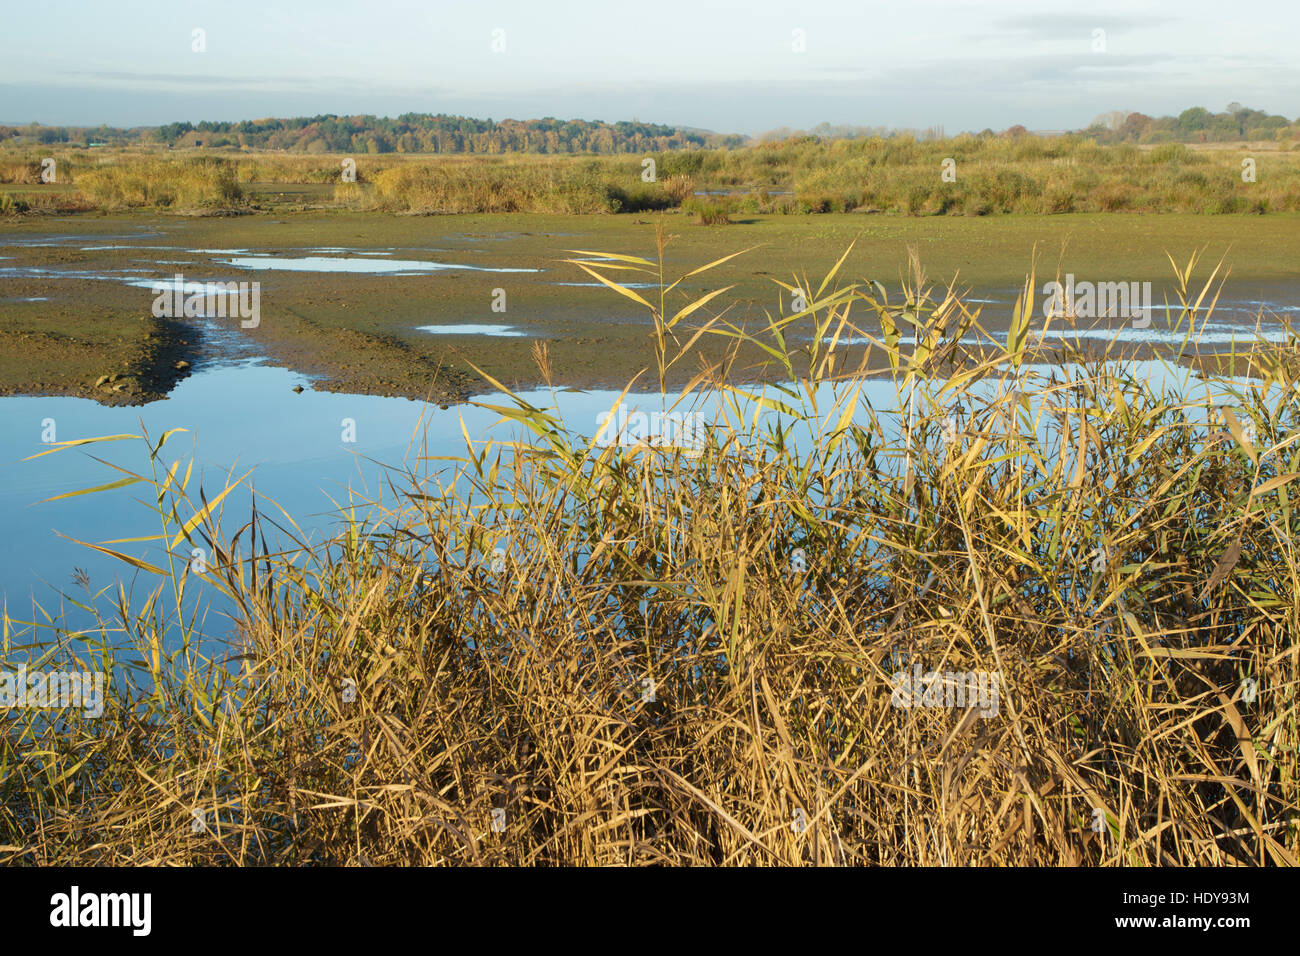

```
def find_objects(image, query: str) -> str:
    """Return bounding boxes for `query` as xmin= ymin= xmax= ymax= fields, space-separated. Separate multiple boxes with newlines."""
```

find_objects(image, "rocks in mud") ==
xmin=93 ymin=371 xmax=140 ymax=393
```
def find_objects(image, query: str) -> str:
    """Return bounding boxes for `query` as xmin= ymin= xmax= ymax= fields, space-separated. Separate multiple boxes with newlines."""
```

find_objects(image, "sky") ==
xmin=1 ymin=0 xmax=1297 ymax=134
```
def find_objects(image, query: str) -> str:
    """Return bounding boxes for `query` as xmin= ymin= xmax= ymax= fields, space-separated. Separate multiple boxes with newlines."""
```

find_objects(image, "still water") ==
xmin=0 ymin=353 xmax=1258 ymax=630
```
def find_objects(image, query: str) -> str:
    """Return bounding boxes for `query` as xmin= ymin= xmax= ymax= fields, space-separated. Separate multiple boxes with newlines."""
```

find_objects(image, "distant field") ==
xmin=2 ymin=135 xmax=1299 ymax=216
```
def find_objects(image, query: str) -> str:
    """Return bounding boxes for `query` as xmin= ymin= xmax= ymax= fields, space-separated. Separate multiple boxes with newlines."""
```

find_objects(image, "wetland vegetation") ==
xmin=3 ymin=243 xmax=1298 ymax=864
xmin=2 ymin=103 xmax=1299 ymax=868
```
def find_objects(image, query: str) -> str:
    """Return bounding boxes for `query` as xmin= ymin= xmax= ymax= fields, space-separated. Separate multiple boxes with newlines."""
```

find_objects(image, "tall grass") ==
xmin=2 ymin=241 xmax=1298 ymax=865
xmin=364 ymin=160 xmax=682 ymax=214
xmin=4 ymin=137 xmax=1297 ymax=215
xmin=72 ymin=157 xmax=245 ymax=210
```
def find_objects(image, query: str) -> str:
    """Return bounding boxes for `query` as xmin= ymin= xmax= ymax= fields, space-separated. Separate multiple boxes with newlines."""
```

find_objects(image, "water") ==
xmin=415 ymin=324 xmax=526 ymax=336
xmin=0 ymin=354 xmax=1258 ymax=621
xmin=0 ymin=361 xmax=469 ymax=611
xmin=553 ymin=281 xmax=659 ymax=289
xmin=0 ymin=362 xmax=720 ymax=625
xmin=220 ymin=255 xmax=543 ymax=274
xmin=826 ymin=319 xmax=1294 ymax=348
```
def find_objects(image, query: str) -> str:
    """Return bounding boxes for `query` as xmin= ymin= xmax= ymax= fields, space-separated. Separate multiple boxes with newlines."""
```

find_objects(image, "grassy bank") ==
xmin=4 ymin=135 xmax=1300 ymax=216
xmin=2 ymin=244 xmax=1297 ymax=865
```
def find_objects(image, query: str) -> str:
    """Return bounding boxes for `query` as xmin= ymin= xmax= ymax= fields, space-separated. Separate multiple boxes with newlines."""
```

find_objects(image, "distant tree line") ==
xmin=1 ymin=105 xmax=1295 ymax=153
xmin=1084 ymin=104 xmax=1298 ymax=144
xmin=0 ymin=114 xmax=744 ymax=153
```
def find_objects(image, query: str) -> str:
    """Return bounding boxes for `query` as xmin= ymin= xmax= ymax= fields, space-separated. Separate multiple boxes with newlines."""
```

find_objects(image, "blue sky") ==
xmin=2 ymin=0 xmax=1296 ymax=133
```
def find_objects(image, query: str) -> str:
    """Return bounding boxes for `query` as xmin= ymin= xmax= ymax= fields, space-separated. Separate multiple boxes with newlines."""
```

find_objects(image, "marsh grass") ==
xmin=2 ymin=239 xmax=1298 ymax=865
xmin=5 ymin=136 xmax=1299 ymax=215
xmin=365 ymin=160 xmax=680 ymax=214
xmin=683 ymin=198 xmax=733 ymax=224
xmin=72 ymin=156 xmax=245 ymax=210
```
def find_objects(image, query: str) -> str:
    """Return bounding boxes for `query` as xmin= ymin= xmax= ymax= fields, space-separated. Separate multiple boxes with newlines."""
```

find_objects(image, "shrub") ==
xmin=1094 ymin=183 xmax=1136 ymax=211
xmin=1043 ymin=186 xmax=1075 ymax=213
xmin=682 ymin=198 xmax=732 ymax=224
xmin=1151 ymin=142 xmax=1194 ymax=165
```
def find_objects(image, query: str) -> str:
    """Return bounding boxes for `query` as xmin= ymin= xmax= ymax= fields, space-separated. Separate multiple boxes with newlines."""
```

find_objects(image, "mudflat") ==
xmin=2 ymin=211 xmax=1298 ymax=404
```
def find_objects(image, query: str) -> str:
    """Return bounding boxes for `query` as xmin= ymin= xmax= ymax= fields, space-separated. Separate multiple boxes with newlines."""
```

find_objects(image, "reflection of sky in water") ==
xmin=0 ymin=233 xmax=164 ymax=247
xmin=0 ymin=265 xmax=154 ymax=281
xmin=991 ymin=322 xmax=1291 ymax=345
xmin=221 ymin=255 xmax=542 ymax=274
xmin=307 ymin=247 xmax=396 ymax=256
xmin=80 ymin=245 xmax=178 ymax=251
xmin=122 ymin=277 xmax=249 ymax=294
xmin=0 ymin=257 xmax=545 ymax=285
xmin=553 ymin=281 xmax=658 ymax=289
xmin=416 ymin=324 xmax=525 ymax=336
xmin=826 ymin=319 xmax=1294 ymax=347
xmin=0 ymin=356 xmax=1267 ymax=623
